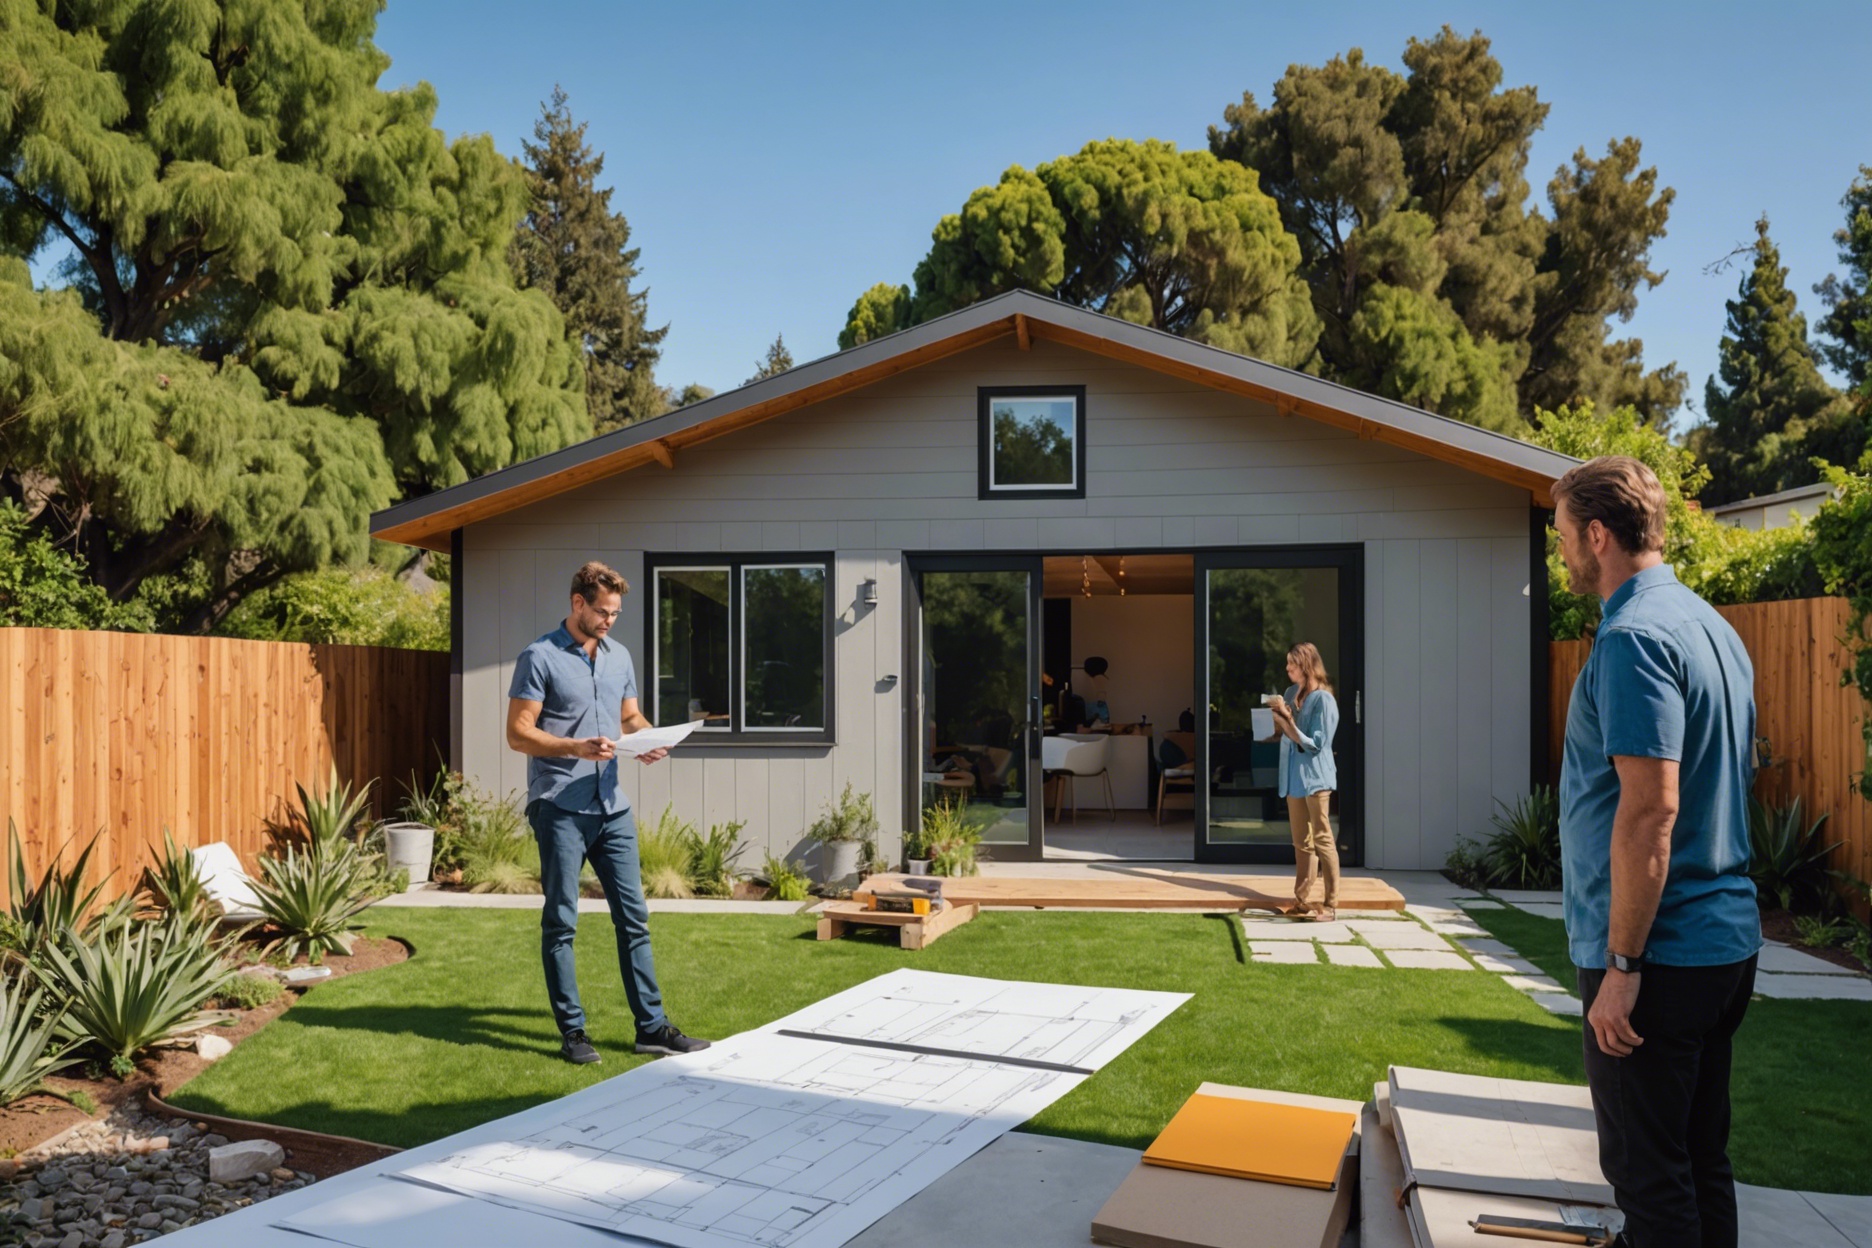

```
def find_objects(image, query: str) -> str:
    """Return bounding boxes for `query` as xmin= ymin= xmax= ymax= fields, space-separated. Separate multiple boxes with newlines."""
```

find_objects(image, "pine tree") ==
xmin=746 ymin=335 xmax=794 ymax=384
xmin=1688 ymin=218 xmax=1856 ymax=505
xmin=1816 ymin=166 xmax=1872 ymax=403
xmin=512 ymin=88 xmax=666 ymax=435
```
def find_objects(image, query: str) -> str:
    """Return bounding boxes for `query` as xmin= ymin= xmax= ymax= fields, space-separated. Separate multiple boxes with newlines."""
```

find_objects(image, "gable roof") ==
xmin=373 ymin=289 xmax=1578 ymax=550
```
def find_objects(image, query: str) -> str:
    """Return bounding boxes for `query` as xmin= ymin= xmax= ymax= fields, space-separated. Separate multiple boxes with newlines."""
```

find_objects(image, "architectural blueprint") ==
xmin=289 ymin=971 xmax=1187 ymax=1248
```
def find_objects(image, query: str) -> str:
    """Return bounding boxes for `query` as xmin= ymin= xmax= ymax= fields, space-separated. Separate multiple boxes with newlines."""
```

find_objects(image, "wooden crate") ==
xmin=816 ymin=900 xmax=978 ymax=950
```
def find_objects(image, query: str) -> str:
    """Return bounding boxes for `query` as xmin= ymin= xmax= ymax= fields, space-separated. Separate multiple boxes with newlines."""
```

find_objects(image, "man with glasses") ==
xmin=506 ymin=561 xmax=711 ymax=1064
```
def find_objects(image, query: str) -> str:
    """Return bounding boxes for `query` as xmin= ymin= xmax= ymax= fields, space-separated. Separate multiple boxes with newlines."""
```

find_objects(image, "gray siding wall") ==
xmin=459 ymin=336 xmax=1532 ymax=869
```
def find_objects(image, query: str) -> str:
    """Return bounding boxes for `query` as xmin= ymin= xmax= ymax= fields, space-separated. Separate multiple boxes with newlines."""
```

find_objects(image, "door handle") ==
xmin=1355 ymin=690 xmax=1361 ymax=724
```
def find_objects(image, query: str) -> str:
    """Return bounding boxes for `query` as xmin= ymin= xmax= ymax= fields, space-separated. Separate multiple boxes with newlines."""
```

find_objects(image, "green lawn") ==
xmin=1468 ymin=905 xmax=1871 ymax=1195
xmin=167 ymin=908 xmax=1870 ymax=1194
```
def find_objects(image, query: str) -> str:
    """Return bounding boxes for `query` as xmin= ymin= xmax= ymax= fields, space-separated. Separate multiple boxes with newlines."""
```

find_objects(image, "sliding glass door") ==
xmin=1194 ymin=548 xmax=1363 ymax=865
xmin=907 ymin=557 xmax=1044 ymax=860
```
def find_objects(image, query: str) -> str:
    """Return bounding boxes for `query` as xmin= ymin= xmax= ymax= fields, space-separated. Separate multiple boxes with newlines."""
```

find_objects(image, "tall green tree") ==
xmin=1816 ymin=165 xmax=1872 ymax=400
xmin=511 ymin=87 xmax=665 ymax=435
xmin=0 ymin=0 xmax=585 ymax=629
xmin=1687 ymin=218 xmax=1859 ymax=505
xmin=1208 ymin=27 xmax=1684 ymax=427
xmin=839 ymin=138 xmax=1320 ymax=369
xmin=745 ymin=334 xmax=794 ymax=384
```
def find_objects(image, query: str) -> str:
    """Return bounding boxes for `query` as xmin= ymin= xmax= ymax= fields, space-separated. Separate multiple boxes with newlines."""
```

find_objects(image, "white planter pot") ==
xmin=905 ymin=859 xmax=930 ymax=876
xmin=818 ymin=840 xmax=863 ymax=889
xmin=380 ymin=822 xmax=435 ymax=890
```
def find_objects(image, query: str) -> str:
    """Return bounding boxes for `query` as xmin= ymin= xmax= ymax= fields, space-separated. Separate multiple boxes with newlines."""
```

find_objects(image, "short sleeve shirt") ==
xmin=508 ymin=624 xmax=638 ymax=815
xmin=1559 ymin=565 xmax=1760 ymax=968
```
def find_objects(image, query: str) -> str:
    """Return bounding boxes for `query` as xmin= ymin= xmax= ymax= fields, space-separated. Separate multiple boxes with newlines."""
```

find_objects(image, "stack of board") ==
xmin=1366 ymin=1066 xmax=1624 ymax=1248
xmin=1090 ymin=1084 xmax=1364 ymax=1248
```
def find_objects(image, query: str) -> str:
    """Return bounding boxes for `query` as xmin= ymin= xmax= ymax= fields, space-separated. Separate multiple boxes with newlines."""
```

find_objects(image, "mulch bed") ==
xmin=0 ymin=935 xmax=409 ymax=1173
xmin=1758 ymin=909 xmax=1868 ymax=973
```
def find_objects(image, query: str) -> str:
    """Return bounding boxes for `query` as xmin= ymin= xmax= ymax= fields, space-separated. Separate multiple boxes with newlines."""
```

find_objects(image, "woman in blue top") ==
xmin=1269 ymin=642 xmax=1340 ymax=920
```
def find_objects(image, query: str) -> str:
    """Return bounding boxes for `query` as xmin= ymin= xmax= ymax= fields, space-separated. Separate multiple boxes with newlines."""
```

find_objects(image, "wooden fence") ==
xmin=0 ymin=628 xmax=449 ymax=908
xmin=1549 ymin=597 xmax=1872 ymax=897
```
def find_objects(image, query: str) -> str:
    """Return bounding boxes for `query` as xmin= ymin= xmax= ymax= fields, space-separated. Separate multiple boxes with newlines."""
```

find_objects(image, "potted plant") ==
xmin=903 ymin=820 xmax=932 ymax=876
xmin=921 ymin=798 xmax=984 ymax=877
xmin=806 ymin=784 xmax=877 ymax=890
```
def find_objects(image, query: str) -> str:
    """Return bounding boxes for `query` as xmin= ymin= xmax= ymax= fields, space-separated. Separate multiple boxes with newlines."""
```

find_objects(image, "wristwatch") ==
xmin=1605 ymin=949 xmax=1644 ymax=974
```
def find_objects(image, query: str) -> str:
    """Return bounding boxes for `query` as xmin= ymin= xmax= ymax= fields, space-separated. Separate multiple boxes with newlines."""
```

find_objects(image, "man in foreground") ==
xmin=1553 ymin=455 xmax=1760 ymax=1248
xmin=506 ymin=561 xmax=711 ymax=1064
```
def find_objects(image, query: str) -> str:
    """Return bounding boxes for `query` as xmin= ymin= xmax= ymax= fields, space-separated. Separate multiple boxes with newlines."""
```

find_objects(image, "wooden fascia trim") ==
xmin=1027 ymin=319 xmax=1557 ymax=507
xmin=648 ymin=439 xmax=675 ymax=469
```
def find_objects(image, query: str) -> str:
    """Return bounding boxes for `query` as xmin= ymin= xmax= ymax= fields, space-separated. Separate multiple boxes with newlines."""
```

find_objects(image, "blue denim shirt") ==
xmin=1559 ymin=565 xmax=1760 ymax=969
xmin=1277 ymin=684 xmax=1339 ymax=798
xmin=508 ymin=624 xmax=637 ymax=816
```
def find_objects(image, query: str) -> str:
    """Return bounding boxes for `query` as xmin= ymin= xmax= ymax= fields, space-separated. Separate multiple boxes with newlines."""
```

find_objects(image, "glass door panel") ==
xmin=916 ymin=563 xmax=1041 ymax=856
xmin=1196 ymin=550 xmax=1361 ymax=864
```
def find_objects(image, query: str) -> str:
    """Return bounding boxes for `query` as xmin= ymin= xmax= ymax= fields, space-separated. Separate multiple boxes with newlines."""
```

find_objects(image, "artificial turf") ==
xmin=166 ymin=906 xmax=1870 ymax=1193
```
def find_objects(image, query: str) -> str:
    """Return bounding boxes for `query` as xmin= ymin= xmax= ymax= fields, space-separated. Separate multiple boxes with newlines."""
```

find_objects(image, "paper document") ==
xmin=1250 ymin=708 xmax=1275 ymax=738
xmin=613 ymin=719 xmax=703 ymax=756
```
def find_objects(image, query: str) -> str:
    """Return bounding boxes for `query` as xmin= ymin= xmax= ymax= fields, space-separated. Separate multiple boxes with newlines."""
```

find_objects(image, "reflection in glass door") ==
xmin=1196 ymin=549 xmax=1361 ymax=865
xmin=912 ymin=561 xmax=1041 ymax=859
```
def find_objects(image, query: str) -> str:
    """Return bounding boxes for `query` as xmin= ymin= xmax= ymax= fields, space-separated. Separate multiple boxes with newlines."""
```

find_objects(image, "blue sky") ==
xmin=382 ymin=3 xmax=1866 ymax=419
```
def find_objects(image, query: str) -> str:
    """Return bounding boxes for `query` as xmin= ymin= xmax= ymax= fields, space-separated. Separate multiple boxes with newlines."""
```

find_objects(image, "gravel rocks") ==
xmin=0 ymin=1105 xmax=316 ymax=1244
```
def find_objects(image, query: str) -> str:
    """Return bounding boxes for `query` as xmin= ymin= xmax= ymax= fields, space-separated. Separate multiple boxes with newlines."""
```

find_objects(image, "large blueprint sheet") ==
xmin=278 ymin=970 xmax=1186 ymax=1248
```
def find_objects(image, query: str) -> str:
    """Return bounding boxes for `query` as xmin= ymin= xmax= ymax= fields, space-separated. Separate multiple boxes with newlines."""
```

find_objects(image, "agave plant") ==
xmin=141 ymin=828 xmax=210 ymax=920
xmin=6 ymin=822 xmax=132 ymax=951
xmin=1748 ymin=797 xmax=1840 ymax=912
xmin=1480 ymin=786 xmax=1563 ymax=891
xmin=295 ymin=764 xmax=376 ymax=849
xmin=683 ymin=821 xmax=747 ymax=898
xmin=250 ymin=840 xmax=377 ymax=961
xmin=0 ymin=972 xmax=78 ymax=1105
xmin=40 ymin=914 xmax=233 ymax=1077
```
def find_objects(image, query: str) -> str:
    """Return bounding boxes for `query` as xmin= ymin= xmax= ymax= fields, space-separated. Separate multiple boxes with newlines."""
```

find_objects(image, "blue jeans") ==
xmin=527 ymin=800 xmax=667 ymax=1037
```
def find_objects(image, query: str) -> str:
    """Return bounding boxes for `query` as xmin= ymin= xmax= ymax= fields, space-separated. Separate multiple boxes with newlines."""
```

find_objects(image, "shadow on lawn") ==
xmin=280 ymin=1001 xmax=553 ymax=1055
xmin=169 ymin=1092 xmax=563 ymax=1152
xmin=1435 ymin=1013 xmax=1584 ymax=1084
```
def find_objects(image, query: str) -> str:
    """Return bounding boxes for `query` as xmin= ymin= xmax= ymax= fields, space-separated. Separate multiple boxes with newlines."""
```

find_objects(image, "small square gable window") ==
xmin=978 ymin=386 xmax=1086 ymax=499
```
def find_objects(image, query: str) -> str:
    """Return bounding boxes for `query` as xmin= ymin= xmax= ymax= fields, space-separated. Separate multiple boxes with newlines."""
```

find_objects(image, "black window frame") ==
xmin=977 ymin=385 xmax=1088 ymax=500
xmin=645 ymin=552 xmax=837 ymax=745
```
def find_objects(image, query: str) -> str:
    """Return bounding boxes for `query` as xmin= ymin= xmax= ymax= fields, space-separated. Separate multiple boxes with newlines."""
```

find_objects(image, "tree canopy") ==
xmin=511 ymin=87 xmax=665 ymax=435
xmin=1816 ymin=166 xmax=1872 ymax=404
xmin=1687 ymin=218 xmax=1860 ymax=505
xmin=0 ymin=0 xmax=586 ymax=627
xmin=745 ymin=334 xmax=794 ymax=384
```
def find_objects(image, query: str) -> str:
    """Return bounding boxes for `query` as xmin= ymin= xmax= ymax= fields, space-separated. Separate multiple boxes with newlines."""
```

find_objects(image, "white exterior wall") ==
xmin=458 ymin=336 xmax=1533 ymax=869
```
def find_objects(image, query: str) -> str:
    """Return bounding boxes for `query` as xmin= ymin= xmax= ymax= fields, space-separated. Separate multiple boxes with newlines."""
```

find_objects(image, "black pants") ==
xmin=1578 ymin=955 xmax=1757 ymax=1248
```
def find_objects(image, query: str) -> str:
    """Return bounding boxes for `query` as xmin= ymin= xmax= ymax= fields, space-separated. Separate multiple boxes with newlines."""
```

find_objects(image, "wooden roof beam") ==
xmin=1014 ymin=313 xmax=1032 ymax=351
xmin=648 ymin=439 xmax=675 ymax=469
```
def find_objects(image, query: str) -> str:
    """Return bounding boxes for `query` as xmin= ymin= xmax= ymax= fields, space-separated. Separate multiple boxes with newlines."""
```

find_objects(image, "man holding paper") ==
xmin=506 ymin=561 xmax=712 ymax=1065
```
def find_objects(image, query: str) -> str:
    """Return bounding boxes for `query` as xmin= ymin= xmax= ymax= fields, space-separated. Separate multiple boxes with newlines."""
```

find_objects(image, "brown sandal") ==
xmin=1309 ymin=906 xmax=1337 ymax=923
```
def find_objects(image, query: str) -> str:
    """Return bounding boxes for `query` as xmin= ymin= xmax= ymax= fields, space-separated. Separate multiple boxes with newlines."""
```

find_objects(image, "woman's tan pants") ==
xmin=1287 ymin=792 xmax=1338 ymax=910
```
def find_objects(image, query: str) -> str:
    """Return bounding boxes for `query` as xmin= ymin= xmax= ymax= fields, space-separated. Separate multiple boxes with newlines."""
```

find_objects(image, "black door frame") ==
xmin=1193 ymin=545 xmax=1366 ymax=866
xmin=902 ymin=554 xmax=1046 ymax=862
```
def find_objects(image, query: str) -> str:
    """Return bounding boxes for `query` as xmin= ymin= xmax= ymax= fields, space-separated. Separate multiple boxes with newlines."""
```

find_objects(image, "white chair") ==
xmin=1042 ymin=734 xmax=1114 ymax=824
xmin=190 ymin=842 xmax=266 ymax=922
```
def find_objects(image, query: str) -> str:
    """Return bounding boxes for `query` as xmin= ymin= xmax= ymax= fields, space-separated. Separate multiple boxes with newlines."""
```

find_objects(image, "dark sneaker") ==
xmin=635 ymin=1024 xmax=712 ymax=1056
xmin=560 ymin=1028 xmax=601 ymax=1064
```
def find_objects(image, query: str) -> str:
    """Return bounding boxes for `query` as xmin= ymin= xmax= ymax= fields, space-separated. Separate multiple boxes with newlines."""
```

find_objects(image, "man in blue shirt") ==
xmin=1554 ymin=457 xmax=1760 ymax=1248
xmin=507 ymin=561 xmax=711 ymax=1064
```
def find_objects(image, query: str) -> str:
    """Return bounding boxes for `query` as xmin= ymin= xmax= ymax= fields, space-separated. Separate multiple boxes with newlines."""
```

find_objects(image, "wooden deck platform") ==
xmin=860 ymin=872 xmax=1405 ymax=913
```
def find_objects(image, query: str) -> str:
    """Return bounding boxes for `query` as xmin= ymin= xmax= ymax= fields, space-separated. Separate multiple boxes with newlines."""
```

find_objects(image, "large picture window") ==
xmin=978 ymin=385 xmax=1087 ymax=499
xmin=650 ymin=555 xmax=833 ymax=741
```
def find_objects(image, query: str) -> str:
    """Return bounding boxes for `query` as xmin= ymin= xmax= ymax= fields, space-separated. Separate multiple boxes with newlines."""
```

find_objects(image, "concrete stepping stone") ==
xmin=1349 ymin=921 xmax=1452 ymax=950
xmin=1753 ymin=972 xmax=1872 ymax=1001
xmin=1454 ymin=937 xmax=1517 ymax=957
xmin=1492 ymin=889 xmax=1564 ymax=904
xmin=1508 ymin=901 xmax=1566 ymax=920
xmin=1423 ymin=918 xmax=1491 ymax=938
xmin=1249 ymin=940 xmax=1321 ymax=964
xmin=1532 ymin=993 xmax=1583 ymax=1016
xmin=1381 ymin=949 xmax=1474 ymax=971
xmin=1455 ymin=898 xmax=1504 ymax=910
xmin=1502 ymin=974 xmax=1568 ymax=995
xmin=1324 ymin=944 xmax=1384 ymax=968
xmin=1738 ymin=1183 xmax=1870 ymax=1248
xmin=1239 ymin=917 xmax=1354 ymax=943
xmin=1756 ymin=944 xmax=1859 ymax=975
xmin=1471 ymin=952 xmax=1545 ymax=977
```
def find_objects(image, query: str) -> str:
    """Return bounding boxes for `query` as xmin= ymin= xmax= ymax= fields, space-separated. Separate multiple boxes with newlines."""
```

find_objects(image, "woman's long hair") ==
xmin=1287 ymin=642 xmax=1333 ymax=693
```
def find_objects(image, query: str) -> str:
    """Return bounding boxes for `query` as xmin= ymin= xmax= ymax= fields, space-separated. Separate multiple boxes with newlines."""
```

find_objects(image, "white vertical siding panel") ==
xmin=761 ymin=522 xmax=801 ymax=551
xmin=1454 ymin=538 xmax=1495 ymax=849
xmin=734 ymin=758 xmax=770 ymax=855
xmin=1490 ymin=535 xmax=1532 ymax=808
xmin=494 ymin=549 xmax=539 ymax=802
xmin=1416 ymin=542 xmax=1460 ymax=869
xmin=871 ymin=553 xmax=905 ymax=853
xmin=768 ymin=753 xmax=807 ymax=857
xmin=670 ymin=758 xmax=707 ymax=830
xmin=799 ymin=521 xmax=839 ymax=550
xmin=702 ymin=757 xmax=736 ymax=830
xmin=1378 ymin=542 xmax=1422 ymax=868
xmin=1361 ymin=543 xmax=1387 ymax=866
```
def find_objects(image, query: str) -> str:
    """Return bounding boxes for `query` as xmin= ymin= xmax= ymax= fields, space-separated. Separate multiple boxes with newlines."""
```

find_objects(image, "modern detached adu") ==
xmin=373 ymin=290 xmax=1579 ymax=871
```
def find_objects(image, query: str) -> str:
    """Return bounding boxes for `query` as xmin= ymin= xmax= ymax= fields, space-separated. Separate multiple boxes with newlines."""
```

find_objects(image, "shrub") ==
xmin=1748 ymin=797 xmax=1841 ymax=913
xmin=639 ymin=806 xmax=697 ymax=900
xmin=1794 ymin=915 xmax=1850 ymax=949
xmin=0 ymin=973 xmax=77 ymax=1105
xmin=761 ymin=853 xmax=812 ymax=902
xmin=141 ymin=828 xmax=210 ymax=920
xmin=684 ymin=822 xmax=747 ymax=898
xmin=920 ymin=799 xmax=984 ymax=878
xmin=1478 ymin=786 xmax=1563 ymax=891
xmin=218 ymin=565 xmax=449 ymax=651
xmin=1444 ymin=836 xmax=1489 ymax=893
xmin=41 ymin=914 xmax=233 ymax=1077
xmin=250 ymin=841 xmax=377 ymax=961
xmin=807 ymin=784 xmax=878 ymax=844
xmin=6 ymin=823 xmax=132 ymax=953
xmin=402 ymin=765 xmax=468 ymax=873
xmin=458 ymin=793 xmax=538 ymax=893
xmin=216 ymin=970 xmax=285 ymax=1011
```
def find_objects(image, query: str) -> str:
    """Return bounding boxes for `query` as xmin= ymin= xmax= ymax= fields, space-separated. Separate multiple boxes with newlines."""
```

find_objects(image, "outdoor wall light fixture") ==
xmin=860 ymin=578 xmax=878 ymax=607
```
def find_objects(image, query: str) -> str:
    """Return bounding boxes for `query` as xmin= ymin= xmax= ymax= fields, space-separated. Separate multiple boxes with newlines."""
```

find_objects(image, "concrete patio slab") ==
xmin=1349 ymin=922 xmax=1452 ymax=950
xmin=1753 ymin=972 xmax=1872 ymax=1001
xmin=1381 ymin=949 xmax=1475 ymax=971
xmin=1757 ymin=943 xmax=1860 ymax=975
xmin=1453 ymin=938 xmax=1518 ymax=957
xmin=1492 ymin=889 xmax=1564 ymax=904
xmin=1239 ymin=917 xmax=1355 ymax=942
xmin=1250 ymin=940 xmax=1321 ymax=964
xmin=1508 ymin=901 xmax=1567 ymax=920
xmin=1455 ymin=898 xmax=1504 ymax=910
xmin=1324 ymin=944 xmax=1385 ymax=968
xmin=1737 ymin=1183 xmax=1872 ymax=1248
xmin=1533 ymin=993 xmax=1584 ymax=1016
xmin=1471 ymin=953 xmax=1546 ymax=977
xmin=1502 ymin=974 xmax=1568 ymax=995
xmin=1793 ymin=1189 xmax=1872 ymax=1248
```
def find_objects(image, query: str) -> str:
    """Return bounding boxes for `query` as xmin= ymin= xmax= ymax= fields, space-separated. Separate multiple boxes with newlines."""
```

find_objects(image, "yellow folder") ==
xmin=1141 ymin=1093 xmax=1357 ymax=1190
